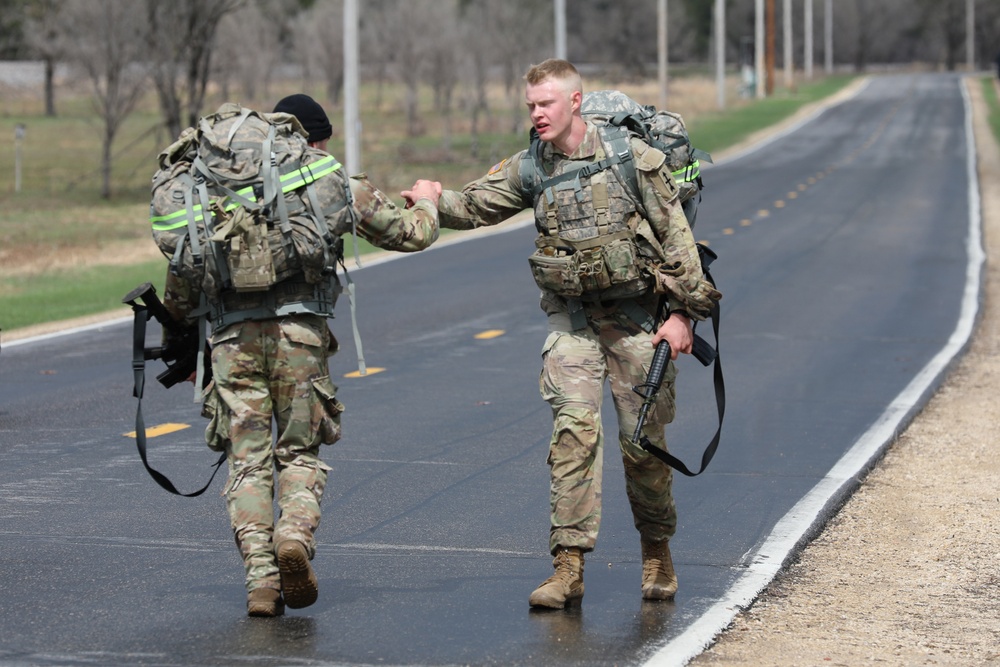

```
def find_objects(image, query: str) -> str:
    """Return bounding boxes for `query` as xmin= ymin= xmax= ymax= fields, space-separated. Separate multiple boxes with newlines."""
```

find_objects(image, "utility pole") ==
xmin=804 ymin=0 xmax=813 ymax=80
xmin=715 ymin=0 xmax=725 ymax=109
xmin=966 ymin=0 xmax=975 ymax=72
xmin=755 ymin=0 xmax=765 ymax=98
xmin=766 ymin=0 xmax=775 ymax=95
xmin=554 ymin=0 xmax=567 ymax=60
xmin=783 ymin=0 xmax=793 ymax=90
xmin=343 ymin=0 xmax=360 ymax=175
xmin=824 ymin=0 xmax=833 ymax=74
xmin=658 ymin=0 xmax=669 ymax=109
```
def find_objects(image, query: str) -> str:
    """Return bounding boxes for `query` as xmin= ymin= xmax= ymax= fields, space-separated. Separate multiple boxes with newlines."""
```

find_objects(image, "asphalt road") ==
xmin=0 ymin=72 xmax=977 ymax=667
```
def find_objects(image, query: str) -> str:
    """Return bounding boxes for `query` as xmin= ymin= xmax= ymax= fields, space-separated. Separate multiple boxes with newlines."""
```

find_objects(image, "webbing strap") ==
xmin=179 ymin=174 xmax=203 ymax=270
xmin=224 ymin=107 xmax=253 ymax=149
xmin=129 ymin=306 xmax=225 ymax=497
xmin=342 ymin=266 xmax=367 ymax=375
xmin=640 ymin=301 xmax=724 ymax=477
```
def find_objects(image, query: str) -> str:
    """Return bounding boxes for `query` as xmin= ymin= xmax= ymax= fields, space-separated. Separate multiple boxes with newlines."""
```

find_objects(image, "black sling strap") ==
xmin=640 ymin=299 xmax=725 ymax=476
xmin=129 ymin=306 xmax=225 ymax=497
xmin=640 ymin=246 xmax=725 ymax=477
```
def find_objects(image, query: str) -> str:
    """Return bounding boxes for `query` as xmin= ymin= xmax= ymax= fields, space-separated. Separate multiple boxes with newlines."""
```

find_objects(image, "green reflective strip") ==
xmin=151 ymin=206 xmax=206 ymax=231
xmin=280 ymin=155 xmax=341 ymax=194
xmin=672 ymin=160 xmax=701 ymax=183
xmin=151 ymin=155 xmax=340 ymax=230
xmin=222 ymin=186 xmax=256 ymax=212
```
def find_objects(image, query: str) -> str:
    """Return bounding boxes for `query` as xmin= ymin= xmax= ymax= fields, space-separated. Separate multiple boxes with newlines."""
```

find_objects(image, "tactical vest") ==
xmin=522 ymin=123 xmax=662 ymax=303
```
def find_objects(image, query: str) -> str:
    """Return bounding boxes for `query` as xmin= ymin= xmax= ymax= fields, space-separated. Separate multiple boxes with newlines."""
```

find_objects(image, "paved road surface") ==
xmin=0 ymin=72 xmax=977 ymax=666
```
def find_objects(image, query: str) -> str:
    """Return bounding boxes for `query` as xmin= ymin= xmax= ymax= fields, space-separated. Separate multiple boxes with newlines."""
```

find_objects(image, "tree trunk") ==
xmin=44 ymin=56 xmax=56 ymax=116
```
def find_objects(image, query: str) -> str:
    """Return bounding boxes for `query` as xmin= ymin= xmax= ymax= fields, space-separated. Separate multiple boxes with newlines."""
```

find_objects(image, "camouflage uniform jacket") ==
xmin=437 ymin=121 xmax=719 ymax=320
xmin=163 ymin=177 xmax=439 ymax=327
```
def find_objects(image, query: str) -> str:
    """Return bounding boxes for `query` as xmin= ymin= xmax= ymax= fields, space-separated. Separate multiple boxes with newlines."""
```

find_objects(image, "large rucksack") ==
xmin=149 ymin=103 xmax=355 ymax=306
xmin=520 ymin=89 xmax=712 ymax=228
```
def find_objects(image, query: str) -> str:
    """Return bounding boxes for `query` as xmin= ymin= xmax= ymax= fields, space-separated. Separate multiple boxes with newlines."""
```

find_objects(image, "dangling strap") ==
xmin=336 ymin=257 xmax=367 ymax=375
xmin=640 ymin=297 xmax=724 ymax=477
xmin=128 ymin=305 xmax=225 ymax=497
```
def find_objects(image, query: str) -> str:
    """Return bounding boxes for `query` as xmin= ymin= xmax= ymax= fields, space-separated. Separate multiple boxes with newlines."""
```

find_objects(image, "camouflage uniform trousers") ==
xmin=539 ymin=305 xmax=677 ymax=555
xmin=204 ymin=314 xmax=344 ymax=593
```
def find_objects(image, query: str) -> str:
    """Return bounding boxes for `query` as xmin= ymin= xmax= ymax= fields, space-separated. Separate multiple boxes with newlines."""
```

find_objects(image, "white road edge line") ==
xmin=641 ymin=77 xmax=983 ymax=667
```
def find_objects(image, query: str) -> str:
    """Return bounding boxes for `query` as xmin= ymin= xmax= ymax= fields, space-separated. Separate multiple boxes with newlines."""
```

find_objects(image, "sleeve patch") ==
xmin=487 ymin=158 xmax=509 ymax=175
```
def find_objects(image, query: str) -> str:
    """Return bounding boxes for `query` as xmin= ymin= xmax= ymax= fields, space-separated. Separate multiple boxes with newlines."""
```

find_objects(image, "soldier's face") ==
xmin=526 ymin=78 xmax=580 ymax=150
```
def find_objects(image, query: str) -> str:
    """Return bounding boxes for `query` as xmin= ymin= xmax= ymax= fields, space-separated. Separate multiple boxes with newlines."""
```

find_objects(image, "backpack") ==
xmin=520 ymin=89 xmax=712 ymax=229
xmin=149 ymin=103 xmax=355 ymax=305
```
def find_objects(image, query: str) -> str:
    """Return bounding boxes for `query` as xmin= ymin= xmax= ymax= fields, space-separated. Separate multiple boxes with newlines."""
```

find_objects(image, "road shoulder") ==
xmin=692 ymin=76 xmax=1000 ymax=665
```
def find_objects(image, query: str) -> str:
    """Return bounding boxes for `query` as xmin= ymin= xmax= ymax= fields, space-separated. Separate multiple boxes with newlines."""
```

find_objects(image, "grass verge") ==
xmin=982 ymin=76 xmax=1000 ymax=146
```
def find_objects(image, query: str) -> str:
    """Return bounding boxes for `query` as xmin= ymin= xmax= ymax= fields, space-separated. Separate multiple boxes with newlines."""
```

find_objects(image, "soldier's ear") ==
xmin=570 ymin=90 xmax=582 ymax=113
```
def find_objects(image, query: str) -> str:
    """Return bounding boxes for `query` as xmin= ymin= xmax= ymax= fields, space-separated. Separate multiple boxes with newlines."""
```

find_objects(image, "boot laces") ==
xmin=643 ymin=556 xmax=667 ymax=579
xmin=543 ymin=551 xmax=580 ymax=588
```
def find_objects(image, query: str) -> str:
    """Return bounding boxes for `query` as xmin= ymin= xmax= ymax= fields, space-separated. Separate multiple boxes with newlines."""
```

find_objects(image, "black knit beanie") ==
xmin=273 ymin=93 xmax=333 ymax=143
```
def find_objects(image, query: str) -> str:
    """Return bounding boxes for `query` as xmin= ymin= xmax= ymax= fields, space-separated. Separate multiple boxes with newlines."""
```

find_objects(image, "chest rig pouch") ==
xmin=525 ymin=133 xmax=652 ymax=302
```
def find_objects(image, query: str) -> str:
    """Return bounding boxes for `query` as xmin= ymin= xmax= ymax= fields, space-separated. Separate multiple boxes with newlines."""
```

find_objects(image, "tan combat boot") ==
xmin=641 ymin=539 xmax=678 ymax=600
xmin=529 ymin=547 xmax=585 ymax=609
xmin=276 ymin=539 xmax=319 ymax=609
xmin=247 ymin=587 xmax=285 ymax=617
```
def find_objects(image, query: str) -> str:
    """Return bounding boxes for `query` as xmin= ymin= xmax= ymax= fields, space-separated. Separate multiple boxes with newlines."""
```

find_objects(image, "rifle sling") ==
xmin=641 ymin=299 xmax=725 ymax=477
xmin=130 ymin=305 xmax=225 ymax=497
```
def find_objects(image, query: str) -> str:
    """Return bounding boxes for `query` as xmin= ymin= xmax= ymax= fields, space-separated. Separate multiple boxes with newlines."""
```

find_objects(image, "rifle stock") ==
xmin=123 ymin=282 xmax=211 ymax=389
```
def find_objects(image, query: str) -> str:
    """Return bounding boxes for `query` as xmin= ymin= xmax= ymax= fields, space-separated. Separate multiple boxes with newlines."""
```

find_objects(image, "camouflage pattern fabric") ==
xmin=540 ymin=298 xmax=677 ymax=555
xmin=150 ymin=104 xmax=356 ymax=299
xmin=204 ymin=314 xmax=341 ymax=592
xmin=159 ymin=164 xmax=439 ymax=595
xmin=437 ymin=122 xmax=719 ymax=319
xmin=349 ymin=174 xmax=439 ymax=251
xmin=578 ymin=90 xmax=703 ymax=205
xmin=436 ymin=121 xmax=717 ymax=557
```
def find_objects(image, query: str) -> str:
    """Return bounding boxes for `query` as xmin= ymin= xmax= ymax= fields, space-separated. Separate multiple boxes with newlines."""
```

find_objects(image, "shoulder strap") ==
xmin=523 ymin=125 xmax=636 ymax=205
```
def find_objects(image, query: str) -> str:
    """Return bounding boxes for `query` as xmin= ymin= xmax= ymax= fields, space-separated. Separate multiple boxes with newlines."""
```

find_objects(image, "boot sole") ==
xmin=528 ymin=587 xmax=584 ymax=610
xmin=277 ymin=541 xmax=318 ymax=609
xmin=247 ymin=601 xmax=285 ymax=617
xmin=642 ymin=586 xmax=677 ymax=601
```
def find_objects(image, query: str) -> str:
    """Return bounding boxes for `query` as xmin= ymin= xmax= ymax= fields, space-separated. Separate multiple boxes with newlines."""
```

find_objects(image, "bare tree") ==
xmin=213 ymin=2 xmax=284 ymax=106
xmin=144 ymin=0 xmax=243 ymax=139
xmin=292 ymin=0 xmax=345 ymax=106
xmin=0 ymin=0 xmax=27 ymax=59
xmin=22 ymin=0 xmax=61 ymax=116
xmin=58 ymin=0 xmax=148 ymax=199
xmin=457 ymin=0 xmax=494 ymax=157
xmin=424 ymin=1 xmax=461 ymax=150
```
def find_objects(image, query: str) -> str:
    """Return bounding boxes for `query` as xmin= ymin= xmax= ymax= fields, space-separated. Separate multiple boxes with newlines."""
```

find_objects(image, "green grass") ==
xmin=1 ymin=260 xmax=165 ymax=331
xmin=0 ymin=75 xmax=859 ymax=334
xmin=982 ymin=77 xmax=1000 ymax=147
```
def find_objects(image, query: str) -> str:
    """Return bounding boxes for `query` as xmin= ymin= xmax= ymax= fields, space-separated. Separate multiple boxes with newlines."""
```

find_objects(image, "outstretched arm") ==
xmin=351 ymin=175 xmax=440 ymax=252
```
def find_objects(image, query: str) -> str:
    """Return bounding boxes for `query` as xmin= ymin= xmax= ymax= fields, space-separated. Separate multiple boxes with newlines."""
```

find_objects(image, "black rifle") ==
xmin=633 ymin=329 xmax=725 ymax=477
xmin=122 ymin=282 xmax=223 ymax=497
xmin=122 ymin=282 xmax=211 ymax=389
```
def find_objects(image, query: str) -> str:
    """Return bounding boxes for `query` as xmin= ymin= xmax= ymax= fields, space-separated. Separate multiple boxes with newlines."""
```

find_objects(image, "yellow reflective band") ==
xmin=151 ymin=206 xmax=206 ymax=231
xmin=280 ymin=155 xmax=341 ymax=194
xmin=221 ymin=186 xmax=256 ymax=213
xmin=671 ymin=160 xmax=701 ymax=183
xmin=151 ymin=156 xmax=341 ymax=230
